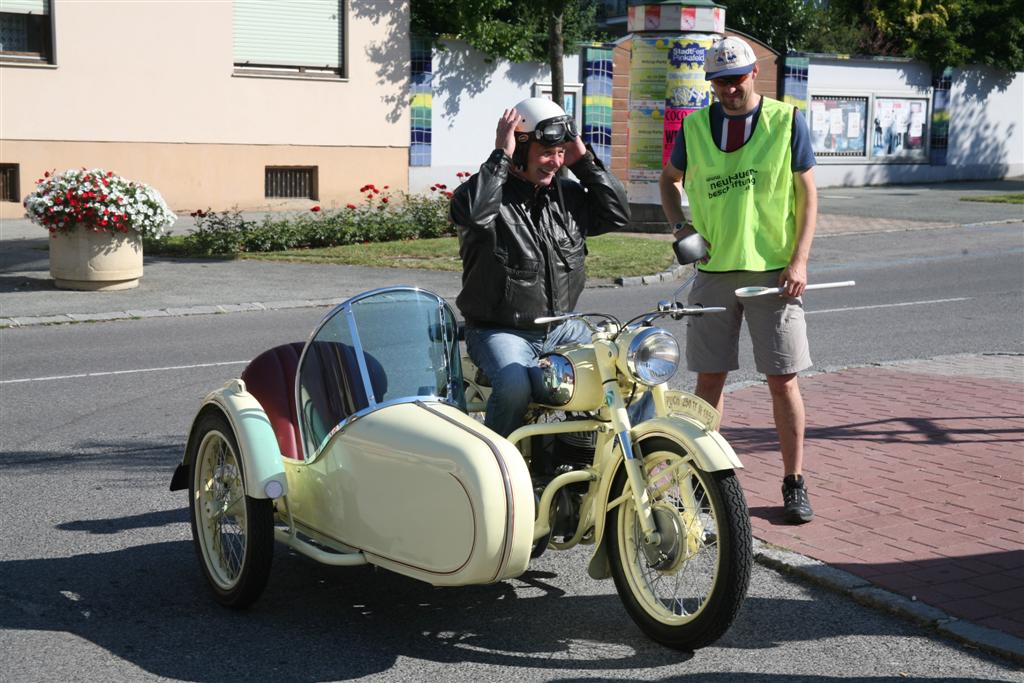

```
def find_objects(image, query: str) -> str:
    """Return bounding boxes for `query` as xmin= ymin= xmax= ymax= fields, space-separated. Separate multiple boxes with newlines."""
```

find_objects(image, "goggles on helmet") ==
xmin=531 ymin=115 xmax=579 ymax=145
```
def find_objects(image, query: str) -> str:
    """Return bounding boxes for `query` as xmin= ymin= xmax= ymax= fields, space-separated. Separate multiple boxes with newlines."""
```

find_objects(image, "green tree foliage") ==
xmin=411 ymin=1 xmax=598 ymax=105
xmin=870 ymin=0 xmax=1023 ymax=71
xmin=722 ymin=0 xmax=820 ymax=50
xmin=726 ymin=0 xmax=1023 ymax=71
xmin=817 ymin=0 xmax=1024 ymax=71
xmin=411 ymin=0 xmax=596 ymax=61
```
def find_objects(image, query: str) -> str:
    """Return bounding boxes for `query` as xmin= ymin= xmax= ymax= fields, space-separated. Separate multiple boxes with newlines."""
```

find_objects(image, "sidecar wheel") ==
xmin=607 ymin=438 xmax=752 ymax=651
xmin=187 ymin=410 xmax=274 ymax=608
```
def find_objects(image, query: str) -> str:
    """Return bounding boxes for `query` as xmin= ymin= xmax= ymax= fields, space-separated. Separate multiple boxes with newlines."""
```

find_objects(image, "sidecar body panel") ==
xmin=285 ymin=400 xmax=534 ymax=586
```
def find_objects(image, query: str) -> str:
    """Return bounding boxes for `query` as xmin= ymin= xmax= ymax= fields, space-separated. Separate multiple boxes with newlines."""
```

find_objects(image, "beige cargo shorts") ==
xmin=685 ymin=269 xmax=812 ymax=375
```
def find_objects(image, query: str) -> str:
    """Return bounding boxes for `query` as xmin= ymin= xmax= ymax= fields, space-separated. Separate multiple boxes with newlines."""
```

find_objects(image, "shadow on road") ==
xmin=1 ymin=523 xmax=1017 ymax=681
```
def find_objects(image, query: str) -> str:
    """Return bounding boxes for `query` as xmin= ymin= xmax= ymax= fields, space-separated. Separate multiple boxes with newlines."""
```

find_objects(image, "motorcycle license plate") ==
xmin=663 ymin=390 xmax=721 ymax=432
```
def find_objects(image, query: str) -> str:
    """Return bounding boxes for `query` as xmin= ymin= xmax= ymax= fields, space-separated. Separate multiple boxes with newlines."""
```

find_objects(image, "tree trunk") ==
xmin=548 ymin=9 xmax=565 ymax=112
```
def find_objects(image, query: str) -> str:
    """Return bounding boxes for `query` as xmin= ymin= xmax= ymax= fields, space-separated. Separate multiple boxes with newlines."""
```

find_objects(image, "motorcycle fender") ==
xmin=585 ymin=415 xmax=742 ymax=580
xmin=173 ymin=380 xmax=287 ymax=500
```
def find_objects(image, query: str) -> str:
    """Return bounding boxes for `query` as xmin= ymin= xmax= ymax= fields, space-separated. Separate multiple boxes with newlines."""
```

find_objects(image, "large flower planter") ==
xmin=48 ymin=227 xmax=143 ymax=291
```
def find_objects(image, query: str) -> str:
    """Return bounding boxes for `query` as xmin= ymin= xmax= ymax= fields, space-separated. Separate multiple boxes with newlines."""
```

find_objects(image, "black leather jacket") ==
xmin=451 ymin=148 xmax=631 ymax=329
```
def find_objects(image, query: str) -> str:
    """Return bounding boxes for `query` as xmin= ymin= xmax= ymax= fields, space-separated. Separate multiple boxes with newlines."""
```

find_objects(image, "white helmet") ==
xmin=512 ymin=97 xmax=578 ymax=168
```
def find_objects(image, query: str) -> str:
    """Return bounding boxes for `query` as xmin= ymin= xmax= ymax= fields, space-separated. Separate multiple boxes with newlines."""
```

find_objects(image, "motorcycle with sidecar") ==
xmin=170 ymin=239 xmax=753 ymax=651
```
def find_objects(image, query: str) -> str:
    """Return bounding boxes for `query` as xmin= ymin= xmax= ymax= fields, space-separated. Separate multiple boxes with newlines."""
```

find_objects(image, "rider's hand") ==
xmin=563 ymin=135 xmax=588 ymax=167
xmin=779 ymin=260 xmax=808 ymax=297
xmin=496 ymin=109 xmax=520 ymax=159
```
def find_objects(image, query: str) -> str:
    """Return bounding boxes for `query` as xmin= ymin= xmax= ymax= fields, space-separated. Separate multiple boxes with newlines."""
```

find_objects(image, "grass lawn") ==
xmin=960 ymin=193 xmax=1024 ymax=205
xmin=239 ymin=233 xmax=677 ymax=279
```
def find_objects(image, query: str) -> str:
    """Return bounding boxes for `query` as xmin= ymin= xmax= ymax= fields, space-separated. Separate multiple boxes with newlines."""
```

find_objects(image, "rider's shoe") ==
xmin=782 ymin=474 xmax=814 ymax=524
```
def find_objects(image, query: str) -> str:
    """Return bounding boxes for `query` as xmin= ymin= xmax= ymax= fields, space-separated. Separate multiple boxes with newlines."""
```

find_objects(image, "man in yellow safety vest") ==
xmin=660 ymin=36 xmax=819 ymax=524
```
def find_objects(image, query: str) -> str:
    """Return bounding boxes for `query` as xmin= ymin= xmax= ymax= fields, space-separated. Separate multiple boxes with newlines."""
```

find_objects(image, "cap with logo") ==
xmin=704 ymin=36 xmax=757 ymax=81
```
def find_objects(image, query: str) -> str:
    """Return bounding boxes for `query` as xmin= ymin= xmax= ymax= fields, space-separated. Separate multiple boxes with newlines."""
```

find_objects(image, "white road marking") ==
xmin=807 ymin=297 xmax=971 ymax=315
xmin=0 ymin=297 xmax=976 ymax=383
xmin=1 ymin=360 xmax=248 ymax=385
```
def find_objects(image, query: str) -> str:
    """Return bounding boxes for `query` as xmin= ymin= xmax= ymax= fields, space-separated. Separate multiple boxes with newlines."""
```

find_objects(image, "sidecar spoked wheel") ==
xmin=607 ymin=438 xmax=752 ymax=651
xmin=188 ymin=410 xmax=274 ymax=608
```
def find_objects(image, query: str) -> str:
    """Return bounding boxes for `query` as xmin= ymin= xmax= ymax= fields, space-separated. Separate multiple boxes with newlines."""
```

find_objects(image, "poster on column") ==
xmin=628 ymin=106 xmax=666 ymax=203
xmin=628 ymin=38 xmax=669 ymax=203
xmin=664 ymin=36 xmax=713 ymax=166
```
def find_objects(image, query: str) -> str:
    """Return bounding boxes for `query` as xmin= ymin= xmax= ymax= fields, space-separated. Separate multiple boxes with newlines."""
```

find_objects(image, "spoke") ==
xmin=645 ymin=460 xmax=688 ymax=499
xmin=209 ymin=494 xmax=244 ymax=522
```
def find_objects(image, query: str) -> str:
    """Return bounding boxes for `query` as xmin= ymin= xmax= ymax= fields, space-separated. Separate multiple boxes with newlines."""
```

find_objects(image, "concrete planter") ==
xmin=48 ymin=227 xmax=144 ymax=291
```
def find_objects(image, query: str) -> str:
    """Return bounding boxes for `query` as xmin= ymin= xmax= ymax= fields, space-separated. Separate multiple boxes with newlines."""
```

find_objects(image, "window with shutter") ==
xmin=0 ymin=0 xmax=53 ymax=64
xmin=233 ymin=0 xmax=344 ymax=77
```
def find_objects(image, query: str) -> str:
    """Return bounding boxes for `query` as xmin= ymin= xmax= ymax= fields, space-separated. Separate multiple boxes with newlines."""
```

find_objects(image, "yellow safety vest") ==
xmin=683 ymin=97 xmax=796 ymax=272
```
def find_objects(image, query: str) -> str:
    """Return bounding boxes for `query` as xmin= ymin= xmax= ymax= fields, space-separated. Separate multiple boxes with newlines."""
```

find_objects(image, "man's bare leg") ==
xmin=767 ymin=372 xmax=813 ymax=523
xmin=695 ymin=372 xmax=728 ymax=415
xmin=766 ymin=373 xmax=804 ymax=476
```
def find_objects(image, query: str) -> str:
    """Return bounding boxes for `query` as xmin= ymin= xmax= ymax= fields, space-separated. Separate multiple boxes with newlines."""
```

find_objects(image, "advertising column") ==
xmin=625 ymin=1 xmax=725 ymax=206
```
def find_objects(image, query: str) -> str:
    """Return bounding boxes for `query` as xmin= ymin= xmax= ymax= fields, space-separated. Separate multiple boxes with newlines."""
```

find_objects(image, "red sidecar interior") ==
xmin=241 ymin=342 xmax=305 ymax=459
xmin=241 ymin=342 xmax=388 ymax=460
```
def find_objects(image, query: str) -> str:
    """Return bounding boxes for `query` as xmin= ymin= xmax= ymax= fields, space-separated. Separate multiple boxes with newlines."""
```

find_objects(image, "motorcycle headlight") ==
xmin=534 ymin=354 xmax=575 ymax=406
xmin=626 ymin=328 xmax=679 ymax=386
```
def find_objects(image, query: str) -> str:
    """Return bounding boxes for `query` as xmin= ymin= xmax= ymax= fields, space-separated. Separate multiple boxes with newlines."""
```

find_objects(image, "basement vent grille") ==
xmin=0 ymin=164 xmax=19 ymax=202
xmin=265 ymin=166 xmax=317 ymax=199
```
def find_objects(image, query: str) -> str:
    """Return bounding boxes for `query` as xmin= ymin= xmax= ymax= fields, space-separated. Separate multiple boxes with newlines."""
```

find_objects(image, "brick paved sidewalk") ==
xmin=722 ymin=354 xmax=1024 ymax=640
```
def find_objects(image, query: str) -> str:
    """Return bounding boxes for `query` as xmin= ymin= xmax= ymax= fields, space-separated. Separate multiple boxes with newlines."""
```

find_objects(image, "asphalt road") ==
xmin=1 ymin=223 xmax=1022 ymax=681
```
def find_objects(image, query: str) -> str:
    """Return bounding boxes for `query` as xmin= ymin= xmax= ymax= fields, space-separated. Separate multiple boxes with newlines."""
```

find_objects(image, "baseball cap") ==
xmin=704 ymin=36 xmax=757 ymax=81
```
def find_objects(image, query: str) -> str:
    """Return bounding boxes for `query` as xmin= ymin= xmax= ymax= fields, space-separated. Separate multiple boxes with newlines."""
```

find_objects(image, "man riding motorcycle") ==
xmin=450 ymin=97 xmax=639 ymax=438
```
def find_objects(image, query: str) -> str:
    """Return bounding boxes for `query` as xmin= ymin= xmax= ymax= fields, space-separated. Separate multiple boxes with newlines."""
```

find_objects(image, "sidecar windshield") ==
xmin=297 ymin=287 xmax=465 ymax=457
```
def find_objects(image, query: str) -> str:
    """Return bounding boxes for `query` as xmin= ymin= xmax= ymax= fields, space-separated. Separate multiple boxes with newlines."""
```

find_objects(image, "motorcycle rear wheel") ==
xmin=607 ymin=438 xmax=752 ymax=650
xmin=188 ymin=410 xmax=274 ymax=608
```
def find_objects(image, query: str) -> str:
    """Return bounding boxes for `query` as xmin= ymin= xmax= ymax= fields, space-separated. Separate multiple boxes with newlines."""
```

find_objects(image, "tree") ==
xmin=726 ymin=0 xmax=1023 ymax=72
xmin=820 ymin=0 xmax=1024 ymax=72
xmin=723 ymin=0 xmax=821 ymax=51
xmin=411 ymin=0 xmax=598 ymax=112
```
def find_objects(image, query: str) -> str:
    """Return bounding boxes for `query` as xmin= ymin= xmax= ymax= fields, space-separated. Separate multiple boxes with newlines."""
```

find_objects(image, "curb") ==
xmin=0 ymin=268 xmax=693 ymax=328
xmin=615 ymin=262 xmax=688 ymax=287
xmin=0 ymin=298 xmax=347 ymax=329
xmin=753 ymin=539 xmax=1024 ymax=664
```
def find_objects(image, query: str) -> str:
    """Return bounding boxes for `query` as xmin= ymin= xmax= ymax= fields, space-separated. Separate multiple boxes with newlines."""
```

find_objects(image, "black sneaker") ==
xmin=782 ymin=474 xmax=814 ymax=524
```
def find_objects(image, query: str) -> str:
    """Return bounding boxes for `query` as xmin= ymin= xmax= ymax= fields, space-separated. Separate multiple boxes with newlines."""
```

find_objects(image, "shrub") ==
xmin=180 ymin=182 xmax=458 ymax=256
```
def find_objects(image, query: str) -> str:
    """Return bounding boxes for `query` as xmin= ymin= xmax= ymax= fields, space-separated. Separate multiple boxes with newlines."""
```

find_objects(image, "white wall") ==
xmin=409 ymin=39 xmax=581 ymax=192
xmin=946 ymin=66 xmax=1024 ymax=178
xmin=806 ymin=57 xmax=1023 ymax=187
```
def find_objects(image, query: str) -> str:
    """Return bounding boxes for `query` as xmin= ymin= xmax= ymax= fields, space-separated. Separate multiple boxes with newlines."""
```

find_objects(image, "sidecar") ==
xmin=171 ymin=287 xmax=535 ymax=607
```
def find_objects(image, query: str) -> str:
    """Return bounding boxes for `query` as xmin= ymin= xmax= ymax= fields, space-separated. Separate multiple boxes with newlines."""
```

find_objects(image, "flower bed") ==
xmin=179 ymin=182 xmax=459 ymax=256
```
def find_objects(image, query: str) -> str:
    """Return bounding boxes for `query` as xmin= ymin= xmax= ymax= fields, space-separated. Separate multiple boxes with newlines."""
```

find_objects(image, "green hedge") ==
xmin=175 ymin=184 xmax=455 ymax=256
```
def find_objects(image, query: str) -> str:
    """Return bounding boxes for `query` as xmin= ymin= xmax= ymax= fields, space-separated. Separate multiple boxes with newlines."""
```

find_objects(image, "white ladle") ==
xmin=735 ymin=280 xmax=856 ymax=298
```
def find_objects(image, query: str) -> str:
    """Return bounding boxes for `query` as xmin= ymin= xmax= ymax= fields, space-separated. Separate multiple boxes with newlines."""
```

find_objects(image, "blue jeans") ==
xmin=465 ymin=320 xmax=653 ymax=437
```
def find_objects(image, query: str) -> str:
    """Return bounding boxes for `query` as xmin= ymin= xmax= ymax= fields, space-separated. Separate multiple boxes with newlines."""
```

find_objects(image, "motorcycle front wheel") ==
xmin=187 ymin=409 xmax=274 ymax=608
xmin=607 ymin=437 xmax=752 ymax=650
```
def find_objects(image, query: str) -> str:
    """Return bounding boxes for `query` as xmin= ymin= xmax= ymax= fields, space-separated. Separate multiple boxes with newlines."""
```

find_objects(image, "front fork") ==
xmin=594 ymin=339 xmax=663 ymax=545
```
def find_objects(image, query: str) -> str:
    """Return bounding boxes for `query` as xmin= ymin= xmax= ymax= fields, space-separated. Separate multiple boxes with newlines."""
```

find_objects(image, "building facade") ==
xmin=0 ymin=0 xmax=410 ymax=219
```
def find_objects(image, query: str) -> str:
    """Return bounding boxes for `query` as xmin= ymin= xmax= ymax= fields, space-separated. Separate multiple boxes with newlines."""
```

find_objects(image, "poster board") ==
xmin=809 ymin=95 xmax=868 ymax=157
xmin=872 ymin=97 xmax=929 ymax=159
xmin=808 ymin=91 xmax=931 ymax=162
